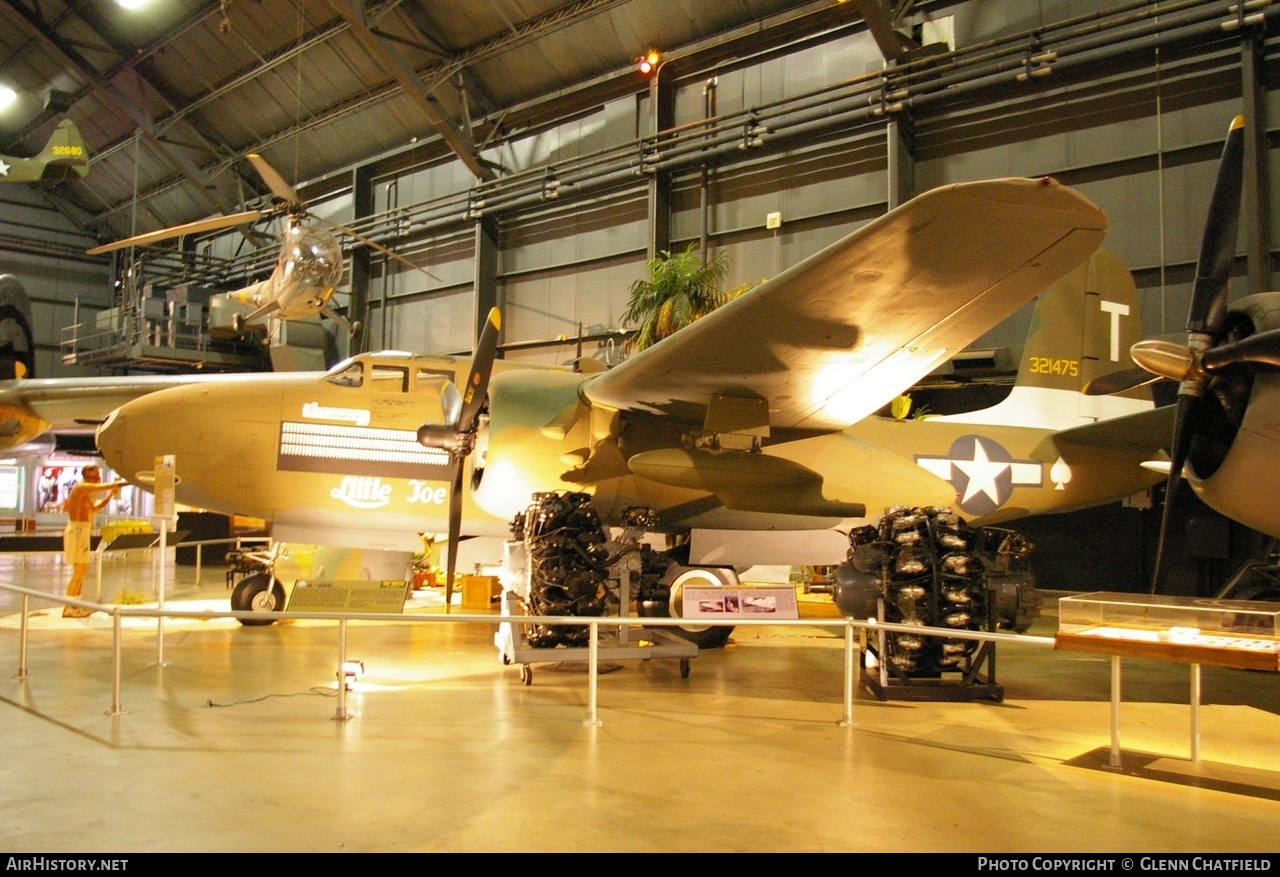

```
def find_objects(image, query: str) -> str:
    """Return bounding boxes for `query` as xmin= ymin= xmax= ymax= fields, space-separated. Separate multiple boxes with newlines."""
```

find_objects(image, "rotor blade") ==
xmin=444 ymin=459 xmax=464 ymax=615
xmin=1186 ymin=114 xmax=1245 ymax=337
xmin=1150 ymin=394 xmax=1196 ymax=593
xmin=86 ymin=210 xmax=263 ymax=255
xmin=1082 ymin=367 xmax=1161 ymax=396
xmin=312 ymin=216 xmax=441 ymax=282
xmin=1202 ymin=327 xmax=1280 ymax=371
xmin=246 ymin=153 xmax=299 ymax=204
xmin=458 ymin=308 xmax=501 ymax=431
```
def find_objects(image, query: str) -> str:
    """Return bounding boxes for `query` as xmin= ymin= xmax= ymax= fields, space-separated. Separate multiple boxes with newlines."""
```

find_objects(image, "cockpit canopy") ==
xmin=282 ymin=226 xmax=343 ymax=288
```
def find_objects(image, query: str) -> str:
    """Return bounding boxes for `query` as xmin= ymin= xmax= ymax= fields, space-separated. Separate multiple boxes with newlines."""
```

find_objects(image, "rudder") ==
xmin=38 ymin=120 xmax=88 ymax=181
xmin=936 ymin=248 xmax=1151 ymax=430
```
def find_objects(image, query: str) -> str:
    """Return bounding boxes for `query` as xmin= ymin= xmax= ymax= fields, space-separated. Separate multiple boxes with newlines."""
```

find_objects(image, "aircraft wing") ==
xmin=1052 ymin=404 xmax=1176 ymax=450
xmin=584 ymin=177 xmax=1108 ymax=434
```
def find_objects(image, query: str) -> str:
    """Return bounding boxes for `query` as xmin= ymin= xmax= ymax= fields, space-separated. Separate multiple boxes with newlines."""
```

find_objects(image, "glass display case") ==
xmin=1056 ymin=591 xmax=1280 ymax=671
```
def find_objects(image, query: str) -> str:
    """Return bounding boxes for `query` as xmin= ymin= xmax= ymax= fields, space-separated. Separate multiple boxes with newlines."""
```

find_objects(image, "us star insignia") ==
xmin=915 ymin=435 xmax=1043 ymax=516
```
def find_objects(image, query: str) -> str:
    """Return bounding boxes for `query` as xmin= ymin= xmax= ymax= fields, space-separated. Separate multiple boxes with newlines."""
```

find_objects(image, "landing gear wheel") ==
xmin=679 ymin=658 xmax=691 ymax=679
xmin=636 ymin=567 xmax=735 ymax=649
xmin=520 ymin=664 xmax=532 ymax=686
xmin=231 ymin=572 xmax=286 ymax=626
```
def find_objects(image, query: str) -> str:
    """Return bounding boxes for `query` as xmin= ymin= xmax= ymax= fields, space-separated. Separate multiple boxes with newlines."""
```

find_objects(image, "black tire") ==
xmin=636 ymin=567 xmax=735 ymax=649
xmin=230 ymin=572 xmax=286 ymax=626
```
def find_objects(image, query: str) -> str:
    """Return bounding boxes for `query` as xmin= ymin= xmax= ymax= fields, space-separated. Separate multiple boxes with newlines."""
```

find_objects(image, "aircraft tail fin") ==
xmin=936 ymin=248 xmax=1152 ymax=431
xmin=37 ymin=120 xmax=89 ymax=181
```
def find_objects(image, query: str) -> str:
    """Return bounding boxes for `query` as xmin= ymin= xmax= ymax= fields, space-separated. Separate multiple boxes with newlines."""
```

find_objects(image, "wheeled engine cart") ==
xmin=494 ymin=589 xmax=697 ymax=685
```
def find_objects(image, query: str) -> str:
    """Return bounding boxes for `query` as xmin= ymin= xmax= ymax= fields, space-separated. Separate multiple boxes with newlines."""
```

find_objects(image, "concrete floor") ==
xmin=2 ymin=551 xmax=1279 ymax=853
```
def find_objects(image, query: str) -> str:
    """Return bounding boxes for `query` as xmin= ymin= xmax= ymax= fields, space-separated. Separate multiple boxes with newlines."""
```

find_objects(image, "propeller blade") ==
xmin=1150 ymin=395 xmax=1196 ymax=593
xmin=1148 ymin=116 xmax=1245 ymax=594
xmin=313 ymin=216 xmax=442 ymax=283
xmin=444 ymin=459 xmax=464 ymax=615
xmin=1186 ymin=115 xmax=1244 ymax=337
xmin=86 ymin=210 xmax=263 ymax=255
xmin=458 ymin=308 xmax=501 ymax=431
xmin=1201 ymin=327 xmax=1280 ymax=371
xmin=1082 ymin=367 xmax=1161 ymax=397
xmin=246 ymin=153 xmax=299 ymax=204
xmin=424 ymin=307 xmax=501 ymax=613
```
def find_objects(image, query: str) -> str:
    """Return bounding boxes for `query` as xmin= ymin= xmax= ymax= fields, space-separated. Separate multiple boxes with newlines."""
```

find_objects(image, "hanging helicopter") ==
xmin=84 ymin=154 xmax=426 ymax=337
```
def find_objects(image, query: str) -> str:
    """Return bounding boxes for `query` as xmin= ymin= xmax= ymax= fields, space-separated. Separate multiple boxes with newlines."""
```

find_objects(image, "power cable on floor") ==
xmin=206 ymin=687 xmax=337 ymax=708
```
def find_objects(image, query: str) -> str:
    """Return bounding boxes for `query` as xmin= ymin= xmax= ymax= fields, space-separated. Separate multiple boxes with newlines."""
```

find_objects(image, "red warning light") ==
xmin=637 ymin=49 xmax=661 ymax=76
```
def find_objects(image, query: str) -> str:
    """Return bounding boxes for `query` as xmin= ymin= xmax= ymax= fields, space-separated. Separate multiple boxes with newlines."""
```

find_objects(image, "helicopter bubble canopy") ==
xmin=282 ymin=226 xmax=343 ymax=288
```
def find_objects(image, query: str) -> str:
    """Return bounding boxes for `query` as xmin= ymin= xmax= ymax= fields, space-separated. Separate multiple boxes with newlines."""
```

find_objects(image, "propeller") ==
xmin=248 ymin=152 xmax=439 ymax=283
xmin=417 ymin=308 xmax=502 ymax=612
xmin=246 ymin=153 xmax=300 ymax=206
xmin=1082 ymin=366 xmax=1160 ymax=397
xmin=82 ymin=154 xmax=292 ymax=258
xmin=86 ymin=210 xmax=263 ymax=256
xmin=1132 ymin=115 xmax=1254 ymax=592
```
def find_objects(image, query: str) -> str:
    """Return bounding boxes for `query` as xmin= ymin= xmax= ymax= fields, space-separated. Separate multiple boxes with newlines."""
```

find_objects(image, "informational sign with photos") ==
xmin=680 ymin=586 xmax=799 ymax=620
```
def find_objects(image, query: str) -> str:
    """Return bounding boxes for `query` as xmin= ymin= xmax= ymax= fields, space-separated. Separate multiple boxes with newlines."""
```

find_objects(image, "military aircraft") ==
xmin=84 ymin=153 xmax=437 ymax=337
xmin=93 ymin=175 xmax=1173 ymax=631
xmin=1116 ymin=115 xmax=1280 ymax=590
xmin=85 ymin=153 xmax=354 ymax=335
xmin=0 ymin=120 xmax=88 ymax=184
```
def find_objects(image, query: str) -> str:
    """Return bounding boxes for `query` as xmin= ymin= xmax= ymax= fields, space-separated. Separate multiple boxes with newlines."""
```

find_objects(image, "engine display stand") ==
xmin=860 ymin=595 xmax=1004 ymax=703
xmin=861 ymin=629 xmax=1004 ymax=703
xmin=494 ymin=589 xmax=697 ymax=685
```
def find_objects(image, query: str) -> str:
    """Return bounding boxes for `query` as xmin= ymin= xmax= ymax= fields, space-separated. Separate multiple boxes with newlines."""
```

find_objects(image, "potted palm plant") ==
xmin=620 ymin=244 xmax=750 ymax=352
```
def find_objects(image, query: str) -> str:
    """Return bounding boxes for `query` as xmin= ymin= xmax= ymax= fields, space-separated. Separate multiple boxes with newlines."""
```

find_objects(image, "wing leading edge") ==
xmin=584 ymin=177 xmax=1108 ymax=434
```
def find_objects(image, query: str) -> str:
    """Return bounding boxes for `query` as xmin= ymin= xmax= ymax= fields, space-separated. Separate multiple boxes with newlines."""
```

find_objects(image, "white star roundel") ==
xmin=915 ymin=435 xmax=1043 ymax=516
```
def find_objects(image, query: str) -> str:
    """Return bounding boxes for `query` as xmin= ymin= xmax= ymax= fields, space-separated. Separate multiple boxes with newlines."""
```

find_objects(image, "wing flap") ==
xmin=585 ymin=177 xmax=1108 ymax=433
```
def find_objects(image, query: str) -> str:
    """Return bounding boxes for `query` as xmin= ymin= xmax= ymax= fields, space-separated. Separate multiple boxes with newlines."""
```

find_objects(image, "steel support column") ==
xmin=647 ymin=70 xmax=675 ymax=260
xmin=350 ymin=164 xmax=375 ymax=355
xmin=886 ymin=116 xmax=915 ymax=210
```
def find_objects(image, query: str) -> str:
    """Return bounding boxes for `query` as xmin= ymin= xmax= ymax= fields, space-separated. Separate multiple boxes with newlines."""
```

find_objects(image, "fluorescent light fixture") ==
xmin=0 ymin=86 xmax=16 ymax=112
xmin=116 ymin=0 xmax=151 ymax=9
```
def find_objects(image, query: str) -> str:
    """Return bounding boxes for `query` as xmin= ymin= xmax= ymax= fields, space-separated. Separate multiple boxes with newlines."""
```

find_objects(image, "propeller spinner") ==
xmin=417 ymin=308 xmax=502 ymax=612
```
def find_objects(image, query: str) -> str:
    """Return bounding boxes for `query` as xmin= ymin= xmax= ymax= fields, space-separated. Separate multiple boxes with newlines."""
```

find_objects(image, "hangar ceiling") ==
xmin=0 ymin=0 xmax=915 ymax=245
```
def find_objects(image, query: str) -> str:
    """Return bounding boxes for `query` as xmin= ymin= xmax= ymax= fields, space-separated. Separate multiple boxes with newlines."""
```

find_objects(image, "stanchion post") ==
xmin=1109 ymin=655 xmax=1122 ymax=769
xmin=16 ymin=592 xmax=29 ymax=679
xmin=109 ymin=608 xmax=126 ymax=717
xmin=839 ymin=619 xmax=856 ymax=727
xmin=151 ymin=454 xmax=177 ymax=669
xmin=333 ymin=618 xmax=353 ymax=721
xmin=1190 ymin=662 xmax=1201 ymax=764
xmin=585 ymin=618 xmax=602 ymax=726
